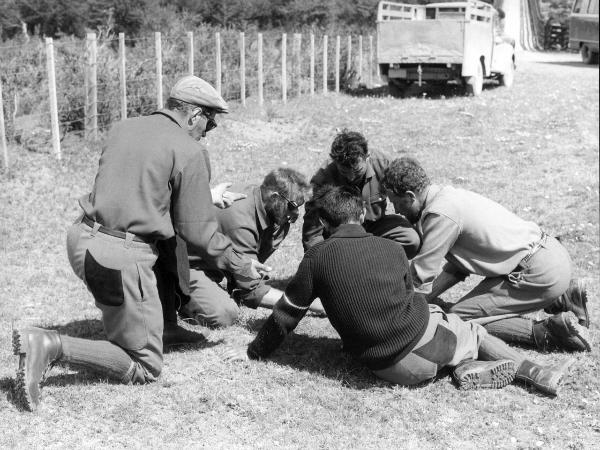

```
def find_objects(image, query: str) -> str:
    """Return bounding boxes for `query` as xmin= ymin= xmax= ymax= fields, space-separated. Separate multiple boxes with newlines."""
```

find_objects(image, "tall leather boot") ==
xmin=13 ymin=327 xmax=63 ymax=412
xmin=544 ymin=278 xmax=589 ymax=327
xmin=533 ymin=311 xmax=591 ymax=352
xmin=13 ymin=328 xmax=139 ymax=411
xmin=515 ymin=358 xmax=574 ymax=396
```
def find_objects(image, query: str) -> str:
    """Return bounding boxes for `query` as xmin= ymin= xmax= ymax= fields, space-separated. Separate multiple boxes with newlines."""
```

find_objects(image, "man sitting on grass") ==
xmin=225 ymin=185 xmax=573 ymax=396
xmin=381 ymin=157 xmax=591 ymax=354
xmin=179 ymin=168 xmax=325 ymax=328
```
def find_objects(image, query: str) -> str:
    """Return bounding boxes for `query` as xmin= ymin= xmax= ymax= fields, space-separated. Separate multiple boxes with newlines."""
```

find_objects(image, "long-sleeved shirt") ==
xmin=412 ymin=184 xmax=542 ymax=294
xmin=189 ymin=185 xmax=290 ymax=307
xmin=248 ymin=224 xmax=429 ymax=370
xmin=80 ymin=109 xmax=251 ymax=277
xmin=302 ymin=150 xmax=390 ymax=249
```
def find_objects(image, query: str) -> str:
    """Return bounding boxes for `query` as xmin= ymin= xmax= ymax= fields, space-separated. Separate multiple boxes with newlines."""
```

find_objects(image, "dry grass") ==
xmin=0 ymin=50 xmax=598 ymax=449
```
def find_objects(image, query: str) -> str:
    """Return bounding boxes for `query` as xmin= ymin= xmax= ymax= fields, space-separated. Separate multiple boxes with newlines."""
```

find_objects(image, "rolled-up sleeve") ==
xmin=171 ymin=152 xmax=252 ymax=278
xmin=411 ymin=212 xmax=460 ymax=294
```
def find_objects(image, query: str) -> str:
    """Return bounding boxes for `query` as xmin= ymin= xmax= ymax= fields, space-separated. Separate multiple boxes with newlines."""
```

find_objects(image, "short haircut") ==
xmin=329 ymin=129 xmax=369 ymax=167
xmin=382 ymin=157 xmax=430 ymax=195
xmin=261 ymin=167 xmax=309 ymax=203
xmin=314 ymin=185 xmax=363 ymax=227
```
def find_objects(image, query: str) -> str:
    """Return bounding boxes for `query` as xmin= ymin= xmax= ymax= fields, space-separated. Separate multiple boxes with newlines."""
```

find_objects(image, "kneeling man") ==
xmin=226 ymin=186 xmax=572 ymax=395
xmin=381 ymin=157 xmax=590 ymax=353
xmin=180 ymin=168 xmax=324 ymax=328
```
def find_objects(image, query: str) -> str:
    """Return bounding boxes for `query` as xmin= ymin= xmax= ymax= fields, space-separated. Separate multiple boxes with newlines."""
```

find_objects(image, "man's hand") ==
xmin=221 ymin=344 xmax=250 ymax=362
xmin=211 ymin=182 xmax=247 ymax=209
xmin=249 ymin=259 xmax=272 ymax=279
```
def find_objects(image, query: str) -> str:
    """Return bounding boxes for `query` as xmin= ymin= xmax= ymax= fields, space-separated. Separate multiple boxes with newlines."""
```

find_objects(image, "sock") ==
xmin=477 ymin=335 xmax=526 ymax=368
xmin=483 ymin=317 xmax=535 ymax=346
xmin=60 ymin=335 xmax=136 ymax=383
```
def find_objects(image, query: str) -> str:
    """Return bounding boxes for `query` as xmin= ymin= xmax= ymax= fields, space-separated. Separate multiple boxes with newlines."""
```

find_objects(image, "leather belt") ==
xmin=520 ymin=231 xmax=548 ymax=265
xmin=82 ymin=216 xmax=151 ymax=243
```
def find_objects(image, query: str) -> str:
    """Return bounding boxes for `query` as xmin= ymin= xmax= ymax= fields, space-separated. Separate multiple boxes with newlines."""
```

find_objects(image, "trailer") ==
xmin=377 ymin=0 xmax=516 ymax=96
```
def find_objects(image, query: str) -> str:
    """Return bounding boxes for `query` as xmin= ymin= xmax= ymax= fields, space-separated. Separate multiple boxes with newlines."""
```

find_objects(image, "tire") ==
xmin=499 ymin=61 xmax=515 ymax=88
xmin=388 ymin=80 xmax=408 ymax=98
xmin=464 ymin=61 xmax=483 ymax=96
xmin=581 ymin=45 xmax=599 ymax=64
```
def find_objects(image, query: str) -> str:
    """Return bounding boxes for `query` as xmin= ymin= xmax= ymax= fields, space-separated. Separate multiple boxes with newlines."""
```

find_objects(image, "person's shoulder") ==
xmin=310 ymin=160 xmax=337 ymax=186
xmin=368 ymin=150 xmax=391 ymax=176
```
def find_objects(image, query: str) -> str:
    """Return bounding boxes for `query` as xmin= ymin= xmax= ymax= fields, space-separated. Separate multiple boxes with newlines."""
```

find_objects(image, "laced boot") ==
xmin=515 ymin=358 xmax=573 ymax=396
xmin=533 ymin=312 xmax=591 ymax=352
xmin=162 ymin=321 xmax=207 ymax=347
xmin=453 ymin=359 xmax=516 ymax=390
xmin=12 ymin=327 xmax=63 ymax=412
xmin=544 ymin=279 xmax=589 ymax=327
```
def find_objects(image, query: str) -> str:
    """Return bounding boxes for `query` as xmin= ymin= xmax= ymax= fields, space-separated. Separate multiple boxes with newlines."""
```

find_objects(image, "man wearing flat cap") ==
xmin=11 ymin=75 xmax=269 ymax=411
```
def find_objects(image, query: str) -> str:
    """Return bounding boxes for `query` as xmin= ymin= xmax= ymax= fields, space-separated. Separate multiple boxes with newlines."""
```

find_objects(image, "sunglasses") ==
xmin=194 ymin=108 xmax=217 ymax=132
xmin=275 ymin=191 xmax=303 ymax=210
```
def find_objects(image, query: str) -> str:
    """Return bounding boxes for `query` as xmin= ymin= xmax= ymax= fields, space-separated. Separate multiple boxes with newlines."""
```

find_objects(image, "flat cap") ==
xmin=169 ymin=75 xmax=229 ymax=113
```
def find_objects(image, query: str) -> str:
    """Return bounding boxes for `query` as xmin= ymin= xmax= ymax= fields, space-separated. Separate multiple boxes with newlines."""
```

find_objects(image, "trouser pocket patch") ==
xmin=84 ymin=250 xmax=125 ymax=307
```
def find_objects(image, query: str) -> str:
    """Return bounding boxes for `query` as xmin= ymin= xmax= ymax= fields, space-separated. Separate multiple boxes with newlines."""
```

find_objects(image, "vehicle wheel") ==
xmin=464 ymin=61 xmax=483 ymax=96
xmin=581 ymin=45 xmax=599 ymax=64
xmin=388 ymin=80 xmax=408 ymax=98
xmin=499 ymin=61 xmax=515 ymax=88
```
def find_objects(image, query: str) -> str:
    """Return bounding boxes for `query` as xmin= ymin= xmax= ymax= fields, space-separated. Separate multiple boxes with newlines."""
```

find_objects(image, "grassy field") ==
xmin=0 ymin=50 xmax=598 ymax=449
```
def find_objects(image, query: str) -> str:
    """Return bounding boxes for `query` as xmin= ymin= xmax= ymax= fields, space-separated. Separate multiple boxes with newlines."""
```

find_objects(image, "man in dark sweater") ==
xmin=225 ymin=186 xmax=574 ymax=396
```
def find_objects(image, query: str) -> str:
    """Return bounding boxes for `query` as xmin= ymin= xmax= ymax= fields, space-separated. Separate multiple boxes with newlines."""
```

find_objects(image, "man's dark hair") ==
xmin=314 ymin=185 xmax=363 ymax=228
xmin=261 ymin=167 xmax=309 ymax=217
xmin=329 ymin=129 xmax=369 ymax=167
xmin=382 ymin=157 xmax=430 ymax=195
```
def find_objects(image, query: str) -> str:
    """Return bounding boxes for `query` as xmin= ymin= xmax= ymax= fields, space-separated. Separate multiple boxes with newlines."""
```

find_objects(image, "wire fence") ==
xmin=0 ymin=27 xmax=378 ymax=169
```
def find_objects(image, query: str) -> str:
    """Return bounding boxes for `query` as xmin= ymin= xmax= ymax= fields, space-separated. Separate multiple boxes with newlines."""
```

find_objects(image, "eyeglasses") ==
xmin=275 ymin=191 xmax=303 ymax=210
xmin=194 ymin=108 xmax=217 ymax=132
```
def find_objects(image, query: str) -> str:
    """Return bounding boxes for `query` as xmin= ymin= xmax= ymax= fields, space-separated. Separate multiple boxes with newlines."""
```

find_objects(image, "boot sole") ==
xmin=565 ymin=313 xmax=592 ymax=352
xmin=457 ymin=360 xmax=516 ymax=390
xmin=12 ymin=329 xmax=36 ymax=412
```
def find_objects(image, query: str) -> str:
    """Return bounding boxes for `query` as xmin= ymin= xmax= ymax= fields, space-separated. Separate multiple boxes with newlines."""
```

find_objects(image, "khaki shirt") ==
xmin=80 ymin=110 xmax=249 ymax=275
xmin=412 ymin=184 xmax=542 ymax=294
xmin=302 ymin=149 xmax=390 ymax=249
xmin=189 ymin=186 xmax=290 ymax=306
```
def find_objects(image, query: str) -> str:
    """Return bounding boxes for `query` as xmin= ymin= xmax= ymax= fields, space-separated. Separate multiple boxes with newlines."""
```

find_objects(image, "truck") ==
xmin=568 ymin=0 xmax=599 ymax=64
xmin=376 ymin=0 xmax=516 ymax=96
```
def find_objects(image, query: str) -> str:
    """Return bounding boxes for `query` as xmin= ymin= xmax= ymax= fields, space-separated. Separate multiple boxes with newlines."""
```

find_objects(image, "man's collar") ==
xmin=254 ymin=186 xmax=269 ymax=230
xmin=151 ymin=109 xmax=181 ymax=128
xmin=329 ymin=223 xmax=371 ymax=239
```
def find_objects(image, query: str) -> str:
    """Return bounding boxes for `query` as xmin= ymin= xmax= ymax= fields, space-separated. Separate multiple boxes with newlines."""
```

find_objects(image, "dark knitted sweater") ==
xmin=248 ymin=224 xmax=429 ymax=370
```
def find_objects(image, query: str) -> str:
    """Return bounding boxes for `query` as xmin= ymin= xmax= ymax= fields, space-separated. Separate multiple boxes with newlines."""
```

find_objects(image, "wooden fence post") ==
xmin=239 ymin=32 xmax=246 ymax=106
xmin=347 ymin=35 xmax=352 ymax=73
xmin=257 ymin=33 xmax=263 ymax=107
xmin=85 ymin=33 xmax=98 ymax=142
xmin=293 ymin=33 xmax=302 ymax=97
xmin=322 ymin=35 xmax=328 ymax=94
xmin=215 ymin=33 xmax=222 ymax=94
xmin=310 ymin=33 xmax=315 ymax=96
xmin=0 ymin=79 xmax=8 ymax=171
xmin=155 ymin=32 xmax=163 ymax=109
xmin=369 ymin=35 xmax=374 ymax=88
xmin=119 ymin=33 xmax=127 ymax=120
xmin=358 ymin=35 xmax=363 ymax=84
xmin=188 ymin=31 xmax=194 ymax=75
xmin=46 ymin=37 xmax=61 ymax=159
xmin=281 ymin=33 xmax=287 ymax=104
xmin=335 ymin=35 xmax=340 ymax=93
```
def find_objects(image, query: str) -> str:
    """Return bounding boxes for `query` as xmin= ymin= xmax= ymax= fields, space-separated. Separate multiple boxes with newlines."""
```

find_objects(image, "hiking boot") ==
xmin=545 ymin=279 xmax=590 ymax=327
xmin=453 ymin=359 xmax=516 ymax=390
xmin=533 ymin=312 xmax=591 ymax=352
xmin=162 ymin=322 xmax=206 ymax=347
xmin=12 ymin=327 xmax=63 ymax=412
xmin=515 ymin=358 xmax=573 ymax=396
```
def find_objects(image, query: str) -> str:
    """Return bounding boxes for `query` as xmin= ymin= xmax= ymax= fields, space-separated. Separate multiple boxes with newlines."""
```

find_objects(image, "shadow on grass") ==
xmin=344 ymin=81 xmax=503 ymax=100
xmin=537 ymin=60 xmax=599 ymax=68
